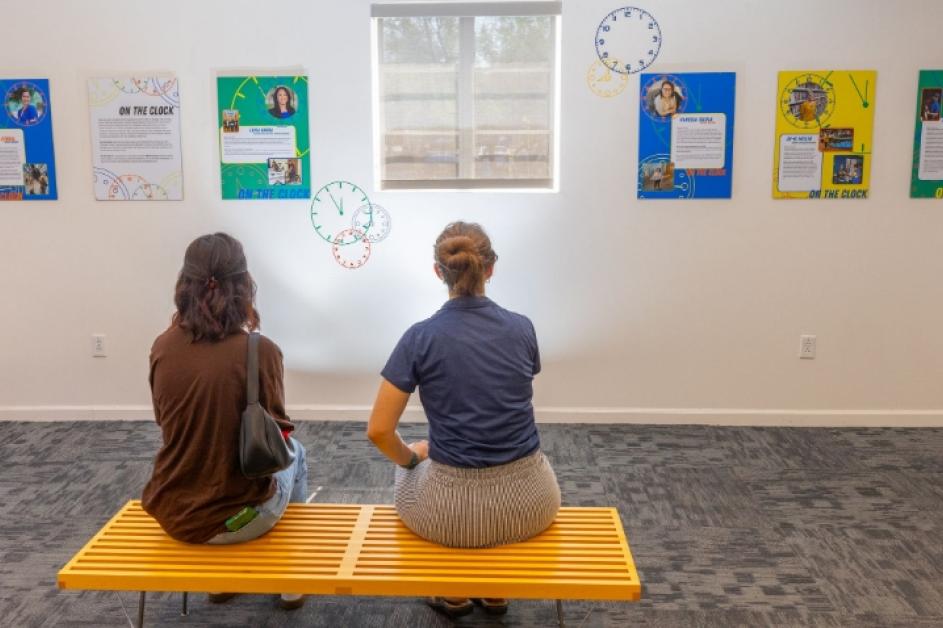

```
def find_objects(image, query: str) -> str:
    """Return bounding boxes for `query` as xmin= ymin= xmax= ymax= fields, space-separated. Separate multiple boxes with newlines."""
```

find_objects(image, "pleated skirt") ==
xmin=394 ymin=450 xmax=561 ymax=548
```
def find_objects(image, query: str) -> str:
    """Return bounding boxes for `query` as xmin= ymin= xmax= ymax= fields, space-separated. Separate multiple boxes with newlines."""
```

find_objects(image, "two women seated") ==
xmin=141 ymin=223 xmax=561 ymax=617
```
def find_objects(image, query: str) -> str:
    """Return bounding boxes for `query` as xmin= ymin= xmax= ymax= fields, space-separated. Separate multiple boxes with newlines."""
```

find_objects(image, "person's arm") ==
xmin=258 ymin=335 xmax=294 ymax=437
xmin=366 ymin=379 xmax=428 ymax=466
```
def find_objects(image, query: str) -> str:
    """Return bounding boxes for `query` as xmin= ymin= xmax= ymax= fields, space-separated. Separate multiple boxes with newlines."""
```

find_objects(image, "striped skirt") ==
xmin=394 ymin=450 xmax=561 ymax=548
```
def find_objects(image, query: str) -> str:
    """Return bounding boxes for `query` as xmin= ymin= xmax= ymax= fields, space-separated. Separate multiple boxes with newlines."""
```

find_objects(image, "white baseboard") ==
xmin=1 ymin=404 xmax=943 ymax=426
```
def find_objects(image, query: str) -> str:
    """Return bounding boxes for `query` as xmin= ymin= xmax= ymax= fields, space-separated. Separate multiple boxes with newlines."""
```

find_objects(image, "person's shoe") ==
xmin=426 ymin=596 xmax=474 ymax=618
xmin=207 ymin=592 xmax=239 ymax=604
xmin=473 ymin=598 xmax=509 ymax=615
xmin=279 ymin=593 xmax=305 ymax=610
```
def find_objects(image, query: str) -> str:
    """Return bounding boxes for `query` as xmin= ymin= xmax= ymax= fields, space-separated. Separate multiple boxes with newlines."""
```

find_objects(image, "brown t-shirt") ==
xmin=141 ymin=325 xmax=294 ymax=543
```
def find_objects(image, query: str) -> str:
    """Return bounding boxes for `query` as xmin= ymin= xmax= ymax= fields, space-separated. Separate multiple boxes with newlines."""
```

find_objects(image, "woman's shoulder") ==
xmin=151 ymin=323 xmax=185 ymax=351
xmin=488 ymin=300 xmax=536 ymax=332
xmin=256 ymin=332 xmax=284 ymax=360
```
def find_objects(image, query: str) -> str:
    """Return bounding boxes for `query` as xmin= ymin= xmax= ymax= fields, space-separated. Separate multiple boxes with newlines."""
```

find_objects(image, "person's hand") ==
xmin=408 ymin=440 xmax=429 ymax=462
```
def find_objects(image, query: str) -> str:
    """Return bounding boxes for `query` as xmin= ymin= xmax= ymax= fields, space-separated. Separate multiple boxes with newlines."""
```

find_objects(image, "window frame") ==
xmin=371 ymin=1 xmax=562 ymax=192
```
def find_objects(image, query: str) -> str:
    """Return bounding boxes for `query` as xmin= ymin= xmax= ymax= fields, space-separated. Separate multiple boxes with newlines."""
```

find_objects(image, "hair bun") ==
xmin=438 ymin=235 xmax=480 ymax=268
xmin=433 ymin=222 xmax=496 ymax=297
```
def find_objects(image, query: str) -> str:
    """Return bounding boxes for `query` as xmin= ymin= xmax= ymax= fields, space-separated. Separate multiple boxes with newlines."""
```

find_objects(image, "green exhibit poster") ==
xmin=911 ymin=70 xmax=943 ymax=199
xmin=217 ymin=74 xmax=310 ymax=200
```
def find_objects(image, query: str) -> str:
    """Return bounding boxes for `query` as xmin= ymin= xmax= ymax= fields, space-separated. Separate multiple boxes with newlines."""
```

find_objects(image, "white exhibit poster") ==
xmin=87 ymin=76 xmax=183 ymax=200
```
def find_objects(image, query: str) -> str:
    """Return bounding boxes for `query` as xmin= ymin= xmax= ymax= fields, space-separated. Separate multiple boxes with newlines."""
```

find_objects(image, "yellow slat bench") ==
xmin=59 ymin=500 xmax=640 ymax=627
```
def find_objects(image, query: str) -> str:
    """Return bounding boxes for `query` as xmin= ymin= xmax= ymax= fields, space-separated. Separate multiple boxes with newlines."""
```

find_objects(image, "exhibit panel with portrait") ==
xmin=637 ymin=72 xmax=736 ymax=200
xmin=0 ymin=78 xmax=57 ymax=200
xmin=772 ymin=70 xmax=876 ymax=200
xmin=217 ymin=74 xmax=310 ymax=200
xmin=911 ymin=69 xmax=943 ymax=198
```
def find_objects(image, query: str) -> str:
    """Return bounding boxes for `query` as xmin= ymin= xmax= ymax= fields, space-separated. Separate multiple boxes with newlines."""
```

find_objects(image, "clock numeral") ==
xmin=624 ymin=11 xmax=631 ymax=18
xmin=652 ymin=35 xmax=659 ymax=42
xmin=602 ymin=52 xmax=609 ymax=58
xmin=638 ymin=59 xmax=644 ymax=67
xmin=625 ymin=63 xmax=632 ymax=71
xmin=598 ymin=38 xmax=605 ymax=45
xmin=602 ymin=25 xmax=610 ymax=32
xmin=648 ymin=22 xmax=654 ymax=29
xmin=648 ymin=49 xmax=654 ymax=56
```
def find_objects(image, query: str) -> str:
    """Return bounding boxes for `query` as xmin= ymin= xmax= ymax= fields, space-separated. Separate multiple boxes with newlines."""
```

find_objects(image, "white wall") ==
xmin=2 ymin=0 xmax=943 ymax=425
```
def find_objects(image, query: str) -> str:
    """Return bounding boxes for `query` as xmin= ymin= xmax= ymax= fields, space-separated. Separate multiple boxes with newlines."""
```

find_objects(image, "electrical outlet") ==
xmin=799 ymin=334 xmax=816 ymax=359
xmin=92 ymin=334 xmax=107 ymax=357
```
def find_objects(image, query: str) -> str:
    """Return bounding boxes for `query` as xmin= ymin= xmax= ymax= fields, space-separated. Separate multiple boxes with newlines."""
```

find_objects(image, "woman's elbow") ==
xmin=366 ymin=424 xmax=389 ymax=444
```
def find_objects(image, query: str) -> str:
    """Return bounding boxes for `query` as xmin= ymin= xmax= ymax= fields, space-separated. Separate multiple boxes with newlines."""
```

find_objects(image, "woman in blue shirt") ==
xmin=367 ymin=221 xmax=560 ymax=618
xmin=16 ymin=89 xmax=39 ymax=125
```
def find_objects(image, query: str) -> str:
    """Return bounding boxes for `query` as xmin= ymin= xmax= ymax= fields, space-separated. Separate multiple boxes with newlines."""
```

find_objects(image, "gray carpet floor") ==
xmin=1 ymin=421 xmax=941 ymax=627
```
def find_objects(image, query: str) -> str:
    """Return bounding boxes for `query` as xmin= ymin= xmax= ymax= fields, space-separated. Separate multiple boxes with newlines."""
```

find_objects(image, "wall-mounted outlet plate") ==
xmin=92 ymin=334 xmax=106 ymax=358
xmin=799 ymin=334 xmax=816 ymax=359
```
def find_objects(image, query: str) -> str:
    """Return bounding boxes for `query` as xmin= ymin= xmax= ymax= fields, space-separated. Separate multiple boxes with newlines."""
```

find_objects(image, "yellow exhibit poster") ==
xmin=772 ymin=70 xmax=876 ymax=199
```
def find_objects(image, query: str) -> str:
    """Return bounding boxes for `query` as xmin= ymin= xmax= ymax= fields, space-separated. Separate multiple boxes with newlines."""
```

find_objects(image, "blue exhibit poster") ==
xmin=0 ymin=78 xmax=57 ymax=200
xmin=637 ymin=72 xmax=736 ymax=199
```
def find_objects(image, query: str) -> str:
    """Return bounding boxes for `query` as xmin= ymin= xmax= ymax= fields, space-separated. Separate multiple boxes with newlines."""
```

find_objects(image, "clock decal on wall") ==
xmin=332 ymin=228 xmax=372 ymax=269
xmin=780 ymin=73 xmax=836 ymax=129
xmin=308 ymin=180 xmax=396 ymax=270
xmin=586 ymin=57 xmax=629 ymax=98
xmin=310 ymin=180 xmax=372 ymax=245
xmin=353 ymin=203 xmax=392 ymax=243
xmin=595 ymin=6 xmax=662 ymax=75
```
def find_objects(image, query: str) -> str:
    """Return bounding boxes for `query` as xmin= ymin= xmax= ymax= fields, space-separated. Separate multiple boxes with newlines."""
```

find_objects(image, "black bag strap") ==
xmin=246 ymin=332 xmax=260 ymax=405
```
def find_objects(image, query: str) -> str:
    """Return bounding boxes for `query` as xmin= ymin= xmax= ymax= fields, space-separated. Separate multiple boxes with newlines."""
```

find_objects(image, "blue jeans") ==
xmin=207 ymin=438 xmax=308 ymax=545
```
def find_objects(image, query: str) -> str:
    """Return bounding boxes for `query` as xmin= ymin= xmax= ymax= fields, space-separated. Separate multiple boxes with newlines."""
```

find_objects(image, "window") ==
xmin=372 ymin=2 xmax=561 ymax=190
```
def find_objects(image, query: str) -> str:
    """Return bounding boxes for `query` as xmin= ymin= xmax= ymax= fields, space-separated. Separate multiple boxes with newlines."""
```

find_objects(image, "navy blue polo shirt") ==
xmin=381 ymin=296 xmax=541 ymax=468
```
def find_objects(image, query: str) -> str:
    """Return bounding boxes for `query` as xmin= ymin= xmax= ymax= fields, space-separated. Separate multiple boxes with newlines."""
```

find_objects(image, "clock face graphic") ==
xmin=586 ymin=58 xmax=629 ymax=98
xmin=87 ymin=79 xmax=120 ymax=107
xmin=220 ymin=164 xmax=268 ymax=196
xmin=310 ymin=180 xmax=371 ymax=245
xmin=637 ymin=153 xmax=695 ymax=199
xmin=641 ymin=74 xmax=687 ymax=122
xmin=332 ymin=228 xmax=371 ymax=269
xmin=132 ymin=183 xmax=169 ymax=200
xmin=352 ymin=203 xmax=391 ymax=243
xmin=595 ymin=6 xmax=662 ymax=75
xmin=113 ymin=78 xmax=140 ymax=94
xmin=93 ymin=167 xmax=122 ymax=199
xmin=132 ymin=77 xmax=177 ymax=98
xmin=6 ymin=82 xmax=48 ymax=126
xmin=781 ymin=74 xmax=836 ymax=129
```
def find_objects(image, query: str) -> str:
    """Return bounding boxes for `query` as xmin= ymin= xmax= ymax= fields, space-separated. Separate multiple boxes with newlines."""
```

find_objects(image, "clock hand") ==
xmin=326 ymin=188 xmax=343 ymax=214
xmin=848 ymin=73 xmax=869 ymax=108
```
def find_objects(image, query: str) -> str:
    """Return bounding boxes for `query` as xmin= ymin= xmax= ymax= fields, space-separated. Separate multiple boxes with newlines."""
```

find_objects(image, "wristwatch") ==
xmin=400 ymin=451 xmax=420 ymax=470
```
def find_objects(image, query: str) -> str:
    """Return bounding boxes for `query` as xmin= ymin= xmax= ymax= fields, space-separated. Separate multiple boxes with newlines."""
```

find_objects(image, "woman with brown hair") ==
xmin=367 ymin=221 xmax=561 ymax=618
xmin=142 ymin=233 xmax=308 ymax=610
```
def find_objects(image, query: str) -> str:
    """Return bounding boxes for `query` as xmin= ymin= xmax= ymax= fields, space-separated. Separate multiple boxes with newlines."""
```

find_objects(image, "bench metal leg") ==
xmin=137 ymin=591 xmax=146 ymax=628
xmin=181 ymin=591 xmax=189 ymax=616
xmin=556 ymin=599 xmax=565 ymax=627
